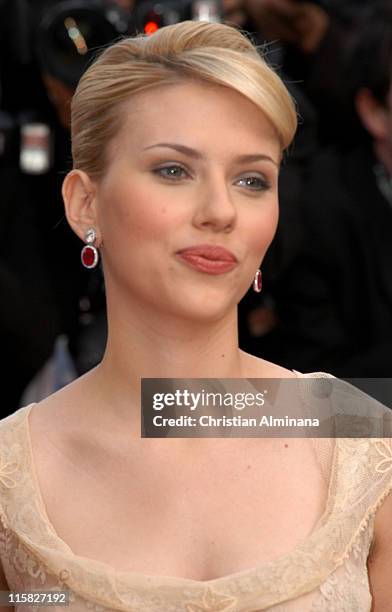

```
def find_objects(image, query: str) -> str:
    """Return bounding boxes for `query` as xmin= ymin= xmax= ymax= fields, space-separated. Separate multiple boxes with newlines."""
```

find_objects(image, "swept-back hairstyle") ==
xmin=71 ymin=20 xmax=298 ymax=179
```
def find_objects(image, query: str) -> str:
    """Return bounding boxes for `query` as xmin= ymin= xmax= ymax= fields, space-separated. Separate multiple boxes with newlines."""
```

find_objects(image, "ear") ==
xmin=62 ymin=170 xmax=102 ymax=245
xmin=355 ymin=88 xmax=389 ymax=141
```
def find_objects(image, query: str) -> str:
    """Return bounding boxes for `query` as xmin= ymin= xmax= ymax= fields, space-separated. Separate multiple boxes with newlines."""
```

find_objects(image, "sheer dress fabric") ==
xmin=0 ymin=372 xmax=392 ymax=611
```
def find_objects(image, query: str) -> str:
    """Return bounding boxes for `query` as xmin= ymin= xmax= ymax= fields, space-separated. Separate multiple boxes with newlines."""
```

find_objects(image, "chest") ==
xmin=32 ymin=436 xmax=328 ymax=582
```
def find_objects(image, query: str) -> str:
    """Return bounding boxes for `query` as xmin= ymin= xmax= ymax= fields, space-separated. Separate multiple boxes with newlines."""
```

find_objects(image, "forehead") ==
xmin=108 ymin=80 xmax=281 ymax=160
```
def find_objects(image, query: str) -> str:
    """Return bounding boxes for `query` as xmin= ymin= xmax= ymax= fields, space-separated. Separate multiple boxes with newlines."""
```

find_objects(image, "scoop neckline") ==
xmin=20 ymin=375 xmax=339 ymax=589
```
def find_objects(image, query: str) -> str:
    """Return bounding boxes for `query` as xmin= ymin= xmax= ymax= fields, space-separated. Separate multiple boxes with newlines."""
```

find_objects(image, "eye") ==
xmin=153 ymin=164 xmax=189 ymax=180
xmin=236 ymin=175 xmax=271 ymax=191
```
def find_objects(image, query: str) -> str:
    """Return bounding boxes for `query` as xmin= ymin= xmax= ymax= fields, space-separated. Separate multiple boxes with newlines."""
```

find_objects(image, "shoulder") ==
xmin=239 ymin=351 xmax=340 ymax=381
xmin=239 ymin=351 xmax=298 ymax=378
xmin=26 ymin=377 xmax=98 ymax=469
xmin=27 ymin=366 xmax=102 ymax=441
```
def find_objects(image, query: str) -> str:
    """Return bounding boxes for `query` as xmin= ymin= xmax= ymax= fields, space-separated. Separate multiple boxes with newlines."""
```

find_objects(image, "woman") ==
xmin=0 ymin=20 xmax=391 ymax=611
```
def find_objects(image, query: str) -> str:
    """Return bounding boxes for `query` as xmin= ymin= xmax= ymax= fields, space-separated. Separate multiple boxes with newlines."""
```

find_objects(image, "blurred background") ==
xmin=1 ymin=0 xmax=391 ymax=417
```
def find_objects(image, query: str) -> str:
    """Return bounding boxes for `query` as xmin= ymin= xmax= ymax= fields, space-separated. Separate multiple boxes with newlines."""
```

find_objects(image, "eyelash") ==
xmin=153 ymin=164 xmax=271 ymax=192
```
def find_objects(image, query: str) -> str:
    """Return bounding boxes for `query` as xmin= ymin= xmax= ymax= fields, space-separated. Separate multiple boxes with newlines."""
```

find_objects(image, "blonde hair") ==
xmin=71 ymin=20 xmax=297 ymax=180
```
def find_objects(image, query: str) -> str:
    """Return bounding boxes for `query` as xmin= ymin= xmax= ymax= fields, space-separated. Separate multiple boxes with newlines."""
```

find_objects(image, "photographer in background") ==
xmin=0 ymin=0 xmax=131 ymax=412
xmin=259 ymin=1 xmax=392 ymax=376
xmin=241 ymin=0 xmax=373 ymax=146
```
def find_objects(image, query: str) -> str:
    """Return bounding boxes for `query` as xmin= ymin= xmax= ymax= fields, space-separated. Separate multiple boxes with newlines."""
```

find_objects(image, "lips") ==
xmin=176 ymin=244 xmax=238 ymax=275
xmin=176 ymin=245 xmax=237 ymax=262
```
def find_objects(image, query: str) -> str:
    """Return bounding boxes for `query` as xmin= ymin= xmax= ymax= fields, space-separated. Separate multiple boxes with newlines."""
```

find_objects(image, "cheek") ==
xmin=245 ymin=198 xmax=279 ymax=253
xmin=99 ymin=183 xmax=180 ymax=247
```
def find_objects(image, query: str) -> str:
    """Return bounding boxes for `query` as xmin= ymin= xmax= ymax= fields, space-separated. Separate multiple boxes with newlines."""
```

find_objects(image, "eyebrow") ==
xmin=142 ymin=142 xmax=279 ymax=167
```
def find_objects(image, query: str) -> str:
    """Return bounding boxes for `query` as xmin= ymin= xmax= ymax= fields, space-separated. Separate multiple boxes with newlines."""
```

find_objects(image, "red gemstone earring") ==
xmin=253 ymin=269 xmax=262 ymax=293
xmin=81 ymin=228 xmax=99 ymax=269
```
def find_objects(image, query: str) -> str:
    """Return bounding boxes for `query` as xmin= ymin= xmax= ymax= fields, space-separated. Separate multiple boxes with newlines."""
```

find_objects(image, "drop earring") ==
xmin=253 ymin=269 xmax=262 ymax=293
xmin=81 ymin=227 xmax=99 ymax=269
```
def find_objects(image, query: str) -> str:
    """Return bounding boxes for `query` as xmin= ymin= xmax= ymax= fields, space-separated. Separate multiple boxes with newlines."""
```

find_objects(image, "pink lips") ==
xmin=176 ymin=244 xmax=238 ymax=275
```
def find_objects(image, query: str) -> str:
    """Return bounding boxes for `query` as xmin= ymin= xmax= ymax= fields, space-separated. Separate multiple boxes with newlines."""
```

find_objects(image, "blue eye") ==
xmin=154 ymin=165 xmax=188 ymax=180
xmin=236 ymin=176 xmax=271 ymax=191
xmin=153 ymin=166 xmax=271 ymax=191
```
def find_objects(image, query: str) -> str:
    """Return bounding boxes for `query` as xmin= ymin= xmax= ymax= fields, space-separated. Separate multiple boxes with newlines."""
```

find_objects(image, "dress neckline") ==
xmin=18 ymin=375 xmax=340 ymax=590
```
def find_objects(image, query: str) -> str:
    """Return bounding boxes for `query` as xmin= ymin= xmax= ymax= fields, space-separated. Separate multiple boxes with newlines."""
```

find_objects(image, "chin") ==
xmin=170 ymin=292 xmax=237 ymax=323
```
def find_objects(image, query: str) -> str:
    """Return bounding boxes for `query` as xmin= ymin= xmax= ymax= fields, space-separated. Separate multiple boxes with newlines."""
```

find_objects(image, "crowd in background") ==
xmin=1 ymin=0 xmax=391 ymax=416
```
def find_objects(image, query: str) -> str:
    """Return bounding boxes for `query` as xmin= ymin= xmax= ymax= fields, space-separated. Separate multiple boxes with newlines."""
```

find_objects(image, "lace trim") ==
xmin=374 ymin=439 xmax=392 ymax=474
xmin=339 ymin=457 xmax=392 ymax=565
xmin=0 ymin=450 xmax=19 ymax=489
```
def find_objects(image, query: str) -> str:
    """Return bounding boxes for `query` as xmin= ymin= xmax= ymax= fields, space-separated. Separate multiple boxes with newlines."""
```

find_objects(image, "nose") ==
xmin=192 ymin=173 xmax=237 ymax=233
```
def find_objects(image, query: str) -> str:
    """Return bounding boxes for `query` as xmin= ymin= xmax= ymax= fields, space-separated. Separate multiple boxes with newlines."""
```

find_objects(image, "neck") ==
xmin=101 ymin=307 xmax=243 ymax=380
xmin=89 ymin=289 xmax=249 ymax=433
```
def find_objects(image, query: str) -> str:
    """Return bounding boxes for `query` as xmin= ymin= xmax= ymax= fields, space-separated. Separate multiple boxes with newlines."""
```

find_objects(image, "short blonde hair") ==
xmin=71 ymin=20 xmax=297 ymax=179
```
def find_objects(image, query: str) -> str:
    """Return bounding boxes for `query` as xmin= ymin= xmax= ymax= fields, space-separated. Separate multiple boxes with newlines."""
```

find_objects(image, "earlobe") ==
xmin=62 ymin=169 xmax=100 ymax=243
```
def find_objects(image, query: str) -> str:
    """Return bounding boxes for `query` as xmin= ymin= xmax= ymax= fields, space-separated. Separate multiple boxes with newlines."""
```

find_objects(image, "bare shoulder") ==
xmin=368 ymin=486 xmax=392 ymax=610
xmin=240 ymin=350 xmax=298 ymax=379
xmin=26 ymin=366 xmax=120 ymax=504
xmin=28 ymin=367 xmax=101 ymax=449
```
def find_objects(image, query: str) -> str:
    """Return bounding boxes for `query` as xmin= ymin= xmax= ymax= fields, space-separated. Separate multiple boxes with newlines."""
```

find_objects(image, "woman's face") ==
xmin=95 ymin=80 xmax=281 ymax=322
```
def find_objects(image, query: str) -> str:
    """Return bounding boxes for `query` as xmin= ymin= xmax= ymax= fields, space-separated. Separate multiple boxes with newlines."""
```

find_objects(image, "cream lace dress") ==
xmin=1 ymin=372 xmax=392 ymax=611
